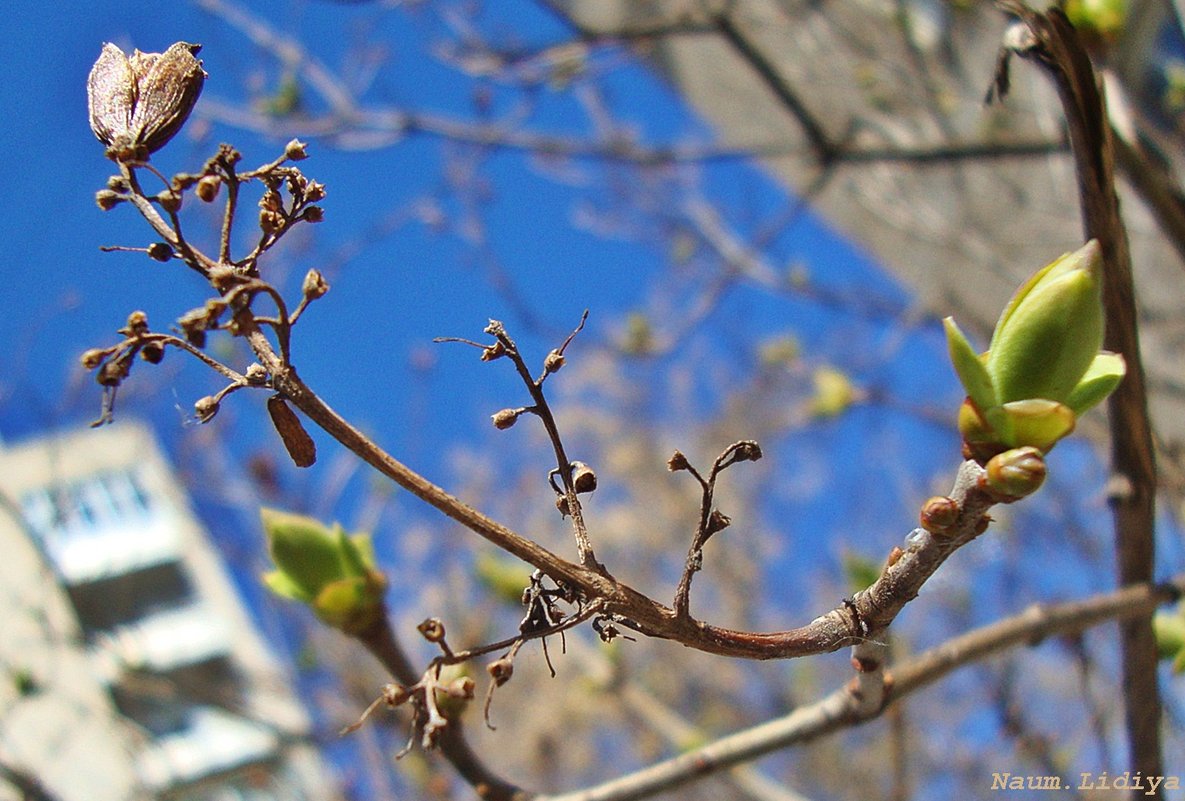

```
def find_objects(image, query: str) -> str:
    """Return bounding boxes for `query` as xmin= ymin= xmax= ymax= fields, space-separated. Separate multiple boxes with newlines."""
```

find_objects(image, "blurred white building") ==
xmin=0 ymin=422 xmax=336 ymax=801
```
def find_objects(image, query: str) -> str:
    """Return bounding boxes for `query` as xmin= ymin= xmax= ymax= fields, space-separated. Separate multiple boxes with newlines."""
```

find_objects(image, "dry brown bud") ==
xmin=245 ymin=363 xmax=268 ymax=384
xmin=417 ymin=618 xmax=446 ymax=643
xmin=194 ymin=395 xmax=220 ymax=422
xmin=301 ymin=268 xmax=329 ymax=300
xmin=87 ymin=42 xmax=206 ymax=161
xmin=571 ymin=462 xmax=597 ymax=494
xmin=480 ymin=341 xmax=506 ymax=361
xmin=259 ymin=209 xmax=284 ymax=235
xmin=381 ymin=683 xmax=412 ymax=707
xmin=300 ymin=206 xmax=324 ymax=223
xmin=195 ymin=175 xmax=221 ymax=202
xmin=667 ymin=450 xmax=690 ymax=471
xmin=445 ymin=677 xmax=476 ymax=699
xmin=157 ymin=191 xmax=182 ymax=213
xmin=491 ymin=408 xmax=520 ymax=430
xmin=95 ymin=189 xmax=125 ymax=211
xmin=139 ymin=342 xmax=165 ymax=364
xmin=80 ymin=348 xmax=107 ymax=369
xmin=146 ymin=242 xmax=173 ymax=262
xmin=486 ymin=658 xmax=514 ymax=686
xmin=97 ymin=360 xmax=129 ymax=387
xmin=124 ymin=311 xmax=149 ymax=336
xmin=284 ymin=139 xmax=309 ymax=160
xmin=304 ymin=181 xmax=326 ymax=202
xmin=706 ymin=509 xmax=732 ymax=535
xmin=731 ymin=441 xmax=763 ymax=462
xmin=543 ymin=349 xmax=565 ymax=373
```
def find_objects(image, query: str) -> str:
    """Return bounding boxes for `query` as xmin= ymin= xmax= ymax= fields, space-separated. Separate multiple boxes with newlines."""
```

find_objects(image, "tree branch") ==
xmin=532 ymin=575 xmax=1185 ymax=801
xmin=992 ymin=3 xmax=1163 ymax=786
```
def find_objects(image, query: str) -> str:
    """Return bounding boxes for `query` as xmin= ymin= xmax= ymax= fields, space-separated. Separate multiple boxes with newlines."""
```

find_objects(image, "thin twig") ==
xmin=485 ymin=318 xmax=601 ymax=570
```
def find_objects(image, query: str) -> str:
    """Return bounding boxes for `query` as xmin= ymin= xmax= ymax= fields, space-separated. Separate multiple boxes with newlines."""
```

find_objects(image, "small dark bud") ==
xmin=300 ymin=205 xmax=324 ymax=223
xmin=146 ymin=242 xmax=174 ymax=262
xmin=97 ymin=360 xmax=128 ymax=387
xmin=285 ymin=139 xmax=309 ymax=160
xmin=491 ymin=409 xmax=520 ymax=430
xmin=571 ymin=462 xmax=597 ymax=494
xmin=555 ymin=495 xmax=571 ymax=517
xmin=667 ymin=451 xmax=690 ymax=472
xmin=139 ymin=342 xmax=165 ymax=364
xmin=245 ymin=363 xmax=268 ymax=384
xmin=95 ymin=189 xmax=125 ymax=211
xmin=732 ymin=441 xmax=763 ymax=462
xmin=195 ymin=175 xmax=221 ymax=202
xmin=480 ymin=341 xmax=506 ymax=361
xmin=157 ymin=191 xmax=182 ymax=213
xmin=125 ymin=310 xmax=149 ymax=335
xmin=301 ymin=268 xmax=329 ymax=300
xmin=417 ymin=618 xmax=446 ymax=643
xmin=543 ymin=349 xmax=565 ymax=373
xmin=919 ymin=496 xmax=960 ymax=535
xmin=186 ymin=328 xmax=207 ymax=348
xmin=487 ymin=658 xmax=514 ymax=686
xmin=87 ymin=42 xmax=207 ymax=161
xmin=194 ymin=395 xmax=220 ymax=422
xmin=706 ymin=509 xmax=731 ymax=535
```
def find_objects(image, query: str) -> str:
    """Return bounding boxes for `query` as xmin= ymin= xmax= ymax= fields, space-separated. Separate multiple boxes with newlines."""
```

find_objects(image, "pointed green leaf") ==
xmin=944 ymin=317 xmax=996 ymax=411
xmin=262 ymin=570 xmax=313 ymax=603
xmin=1065 ymin=351 xmax=1126 ymax=414
xmin=261 ymin=508 xmax=344 ymax=599
xmin=986 ymin=241 xmax=1104 ymax=404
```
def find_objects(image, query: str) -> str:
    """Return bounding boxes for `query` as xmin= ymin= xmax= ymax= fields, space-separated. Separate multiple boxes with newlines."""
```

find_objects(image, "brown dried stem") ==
xmin=992 ymin=3 xmax=1163 ymax=785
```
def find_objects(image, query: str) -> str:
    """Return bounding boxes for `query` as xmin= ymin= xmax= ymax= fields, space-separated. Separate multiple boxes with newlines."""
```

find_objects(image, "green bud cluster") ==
xmin=260 ymin=508 xmax=387 ymax=634
xmin=944 ymin=240 xmax=1125 ymax=461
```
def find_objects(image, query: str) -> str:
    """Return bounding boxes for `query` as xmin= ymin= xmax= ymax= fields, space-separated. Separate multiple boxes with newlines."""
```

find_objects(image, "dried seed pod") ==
xmin=194 ymin=395 xmax=220 ymax=422
xmin=486 ymin=658 xmax=514 ymax=686
xmin=571 ymin=462 xmax=597 ymax=494
xmin=417 ymin=618 xmax=446 ymax=643
xmin=195 ymin=175 xmax=221 ymax=202
xmin=139 ymin=342 xmax=165 ymax=364
xmin=87 ymin=42 xmax=207 ymax=161
xmin=301 ymin=268 xmax=329 ymax=300
xmin=267 ymin=395 xmax=317 ymax=467
xmin=491 ymin=408 xmax=520 ymax=430
xmin=284 ymin=139 xmax=309 ymax=160
xmin=543 ymin=349 xmax=565 ymax=373
xmin=80 ymin=348 xmax=107 ymax=370
xmin=146 ymin=242 xmax=173 ymax=262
